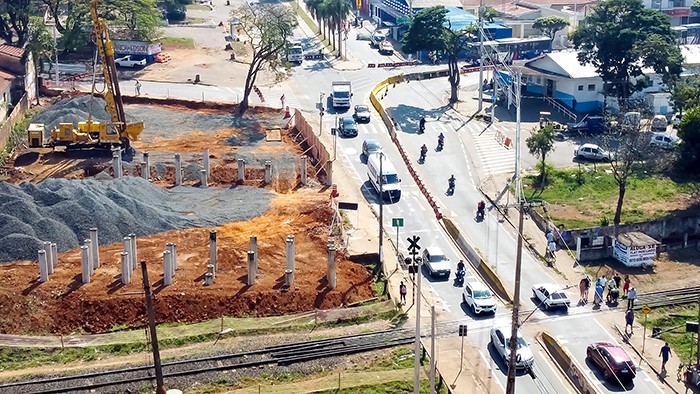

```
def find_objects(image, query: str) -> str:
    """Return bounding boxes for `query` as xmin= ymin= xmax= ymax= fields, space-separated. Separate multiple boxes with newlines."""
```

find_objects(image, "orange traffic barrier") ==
xmin=504 ymin=137 xmax=512 ymax=149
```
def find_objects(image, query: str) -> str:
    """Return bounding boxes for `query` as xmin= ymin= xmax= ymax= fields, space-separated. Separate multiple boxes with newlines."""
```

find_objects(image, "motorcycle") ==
xmin=447 ymin=178 xmax=455 ymax=195
xmin=437 ymin=136 xmax=444 ymax=151
xmin=476 ymin=206 xmax=485 ymax=221
xmin=419 ymin=118 xmax=426 ymax=133
xmin=455 ymin=268 xmax=465 ymax=286
xmin=419 ymin=147 xmax=427 ymax=163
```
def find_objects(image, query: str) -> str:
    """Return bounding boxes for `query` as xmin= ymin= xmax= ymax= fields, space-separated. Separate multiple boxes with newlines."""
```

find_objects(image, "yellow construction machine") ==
xmin=28 ymin=0 xmax=143 ymax=151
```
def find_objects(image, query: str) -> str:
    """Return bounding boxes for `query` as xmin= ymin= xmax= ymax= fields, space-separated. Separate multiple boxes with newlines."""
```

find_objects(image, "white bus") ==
xmin=287 ymin=41 xmax=303 ymax=64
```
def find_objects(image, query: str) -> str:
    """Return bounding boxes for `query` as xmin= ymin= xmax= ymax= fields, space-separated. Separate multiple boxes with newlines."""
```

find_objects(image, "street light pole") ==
xmin=379 ymin=153 xmax=384 ymax=268
xmin=477 ymin=0 xmax=485 ymax=112
xmin=141 ymin=261 xmax=166 ymax=394
xmin=505 ymin=201 xmax=525 ymax=394
xmin=319 ymin=92 xmax=325 ymax=136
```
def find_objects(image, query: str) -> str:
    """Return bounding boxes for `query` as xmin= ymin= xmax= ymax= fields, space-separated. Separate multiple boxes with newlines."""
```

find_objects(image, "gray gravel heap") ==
xmin=0 ymin=177 xmax=273 ymax=262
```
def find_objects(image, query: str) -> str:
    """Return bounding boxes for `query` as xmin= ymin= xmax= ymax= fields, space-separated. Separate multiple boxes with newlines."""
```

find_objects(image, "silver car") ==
xmin=575 ymin=143 xmax=610 ymax=161
xmin=421 ymin=247 xmax=451 ymax=278
xmin=362 ymin=139 xmax=382 ymax=157
xmin=490 ymin=326 xmax=535 ymax=369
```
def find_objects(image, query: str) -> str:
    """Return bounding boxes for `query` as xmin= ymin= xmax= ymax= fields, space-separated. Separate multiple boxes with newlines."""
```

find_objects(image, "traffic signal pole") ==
xmin=414 ymin=254 xmax=423 ymax=394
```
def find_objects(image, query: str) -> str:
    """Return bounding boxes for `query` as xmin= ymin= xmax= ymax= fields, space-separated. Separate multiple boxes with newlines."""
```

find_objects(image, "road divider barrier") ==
xmin=367 ymin=61 xmax=419 ymax=68
xmin=539 ymin=332 xmax=602 ymax=394
xmin=304 ymin=54 xmax=324 ymax=60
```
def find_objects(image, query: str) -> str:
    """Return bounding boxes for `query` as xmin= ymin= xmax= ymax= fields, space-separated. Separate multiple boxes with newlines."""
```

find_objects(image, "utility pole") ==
xmin=430 ymin=305 xmax=436 ymax=394
xmin=414 ymin=255 xmax=423 ymax=394
xmin=379 ymin=153 xmax=384 ymax=269
xmin=697 ymin=294 xmax=700 ymax=366
xmin=141 ymin=261 xmax=166 ymax=394
xmin=477 ymin=0 xmax=484 ymax=112
xmin=505 ymin=201 xmax=525 ymax=394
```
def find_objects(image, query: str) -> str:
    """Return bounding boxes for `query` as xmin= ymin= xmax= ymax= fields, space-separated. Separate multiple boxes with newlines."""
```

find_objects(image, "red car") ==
xmin=586 ymin=342 xmax=637 ymax=383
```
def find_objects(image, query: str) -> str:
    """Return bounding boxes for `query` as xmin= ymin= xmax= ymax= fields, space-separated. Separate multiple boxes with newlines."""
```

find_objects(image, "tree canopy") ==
xmin=402 ymin=6 xmax=474 ymax=103
xmin=671 ymin=75 xmax=700 ymax=115
xmin=480 ymin=6 xmax=499 ymax=23
xmin=0 ymin=0 xmax=31 ymax=46
xmin=526 ymin=124 xmax=556 ymax=186
xmin=231 ymin=3 xmax=297 ymax=114
xmin=532 ymin=16 xmax=569 ymax=38
xmin=571 ymin=0 xmax=682 ymax=100
xmin=677 ymin=105 xmax=700 ymax=171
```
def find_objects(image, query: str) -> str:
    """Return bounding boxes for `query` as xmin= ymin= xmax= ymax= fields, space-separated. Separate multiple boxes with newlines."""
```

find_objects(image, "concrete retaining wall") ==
xmin=539 ymin=332 xmax=601 ymax=394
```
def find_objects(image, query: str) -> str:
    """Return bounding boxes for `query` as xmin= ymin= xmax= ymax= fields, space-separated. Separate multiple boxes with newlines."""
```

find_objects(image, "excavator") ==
xmin=28 ymin=0 xmax=144 ymax=151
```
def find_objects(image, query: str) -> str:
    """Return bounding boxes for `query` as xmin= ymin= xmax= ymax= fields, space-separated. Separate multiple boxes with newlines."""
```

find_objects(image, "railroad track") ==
xmin=634 ymin=286 xmax=700 ymax=310
xmin=0 ymin=329 xmax=414 ymax=394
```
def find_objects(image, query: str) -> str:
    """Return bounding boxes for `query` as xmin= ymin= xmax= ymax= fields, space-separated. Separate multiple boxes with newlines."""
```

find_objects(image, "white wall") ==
xmin=557 ymin=77 xmax=603 ymax=101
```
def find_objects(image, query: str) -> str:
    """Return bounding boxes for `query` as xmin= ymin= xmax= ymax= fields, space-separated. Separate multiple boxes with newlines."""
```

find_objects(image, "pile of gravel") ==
xmin=31 ymin=96 xmax=135 ymax=138
xmin=0 ymin=178 xmax=273 ymax=262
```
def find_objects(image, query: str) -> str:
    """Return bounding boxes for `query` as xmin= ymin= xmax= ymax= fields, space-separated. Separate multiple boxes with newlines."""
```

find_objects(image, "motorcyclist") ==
xmin=457 ymin=259 xmax=465 ymax=272
xmin=419 ymin=117 xmax=426 ymax=132
xmin=420 ymin=144 xmax=428 ymax=160
xmin=477 ymin=200 xmax=486 ymax=218
xmin=437 ymin=133 xmax=444 ymax=149
xmin=448 ymin=175 xmax=456 ymax=190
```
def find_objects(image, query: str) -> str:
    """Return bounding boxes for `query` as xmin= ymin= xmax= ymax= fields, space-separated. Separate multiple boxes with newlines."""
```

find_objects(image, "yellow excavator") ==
xmin=28 ymin=0 xmax=144 ymax=151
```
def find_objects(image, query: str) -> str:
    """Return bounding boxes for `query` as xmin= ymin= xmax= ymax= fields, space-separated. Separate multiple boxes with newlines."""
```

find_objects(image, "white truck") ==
xmin=114 ymin=55 xmax=146 ymax=68
xmin=331 ymin=81 xmax=352 ymax=109
xmin=287 ymin=41 xmax=303 ymax=64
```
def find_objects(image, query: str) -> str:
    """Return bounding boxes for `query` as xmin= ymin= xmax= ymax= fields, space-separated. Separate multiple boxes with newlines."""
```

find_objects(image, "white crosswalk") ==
xmin=462 ymin=121 xmax=515 ymax=175
xmin=252 ymin=85 xmax=305 ymax=109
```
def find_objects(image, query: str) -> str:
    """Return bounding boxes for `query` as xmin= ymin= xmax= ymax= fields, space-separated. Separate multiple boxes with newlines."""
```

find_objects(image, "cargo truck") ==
xmin=331 ymin=81 xmax=352 ymax=109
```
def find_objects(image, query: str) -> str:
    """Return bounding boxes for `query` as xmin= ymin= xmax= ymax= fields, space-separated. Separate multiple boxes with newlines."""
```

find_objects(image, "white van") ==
xmin=367 ymin=153 xmax=401 ymax=201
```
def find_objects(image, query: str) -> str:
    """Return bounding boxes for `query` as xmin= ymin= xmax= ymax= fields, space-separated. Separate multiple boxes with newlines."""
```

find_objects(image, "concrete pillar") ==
xmin=237 ymin=159 xmax=245 ymax=181
xmin=112 ymin=150 xmax=121 ymax=178
xmin=38 ymin=250 xmax=48 ymax=282
xmin=172 ymin=243 xmax=178 ymax=271
xmin=43 ymin=241 xmax=53 ymax=275
xmin=327 ymin=244 xmax=336 ymax=289
xmin=203 ymin=148 xmax=210 ymax=182
xmin=200 ymin=169 xmax=208 ymax=188
xmin=121 ymin=252 xmax=130 ymax=285
xmin=576 ymin=237 xmax=582 ymax=261
xmin=264 ymin=161 xmax=272 ymax=184
xmin=51 ymin=243 xmax=57 ymax=269
xmin=286 ymin=235 xmax=295 ymax=273
xmin=167 ymin=243 xmax=176 ymax=273
xmin=175 ymin=153 xmax=182 ymax=186
xmin=247 ymin=251 xmax=256 ymax=286
xmin=80 ymin=245 xmax=91 ymax=284
xmin=209 ymin=230 xmax=217 ymax=274
xmin=250 ymin=235 xmax=258 ymax=276
xmin=141 ymin=162 xmax=148 ymax=180
xmin=204 ymin=272 xmax=214 ymax=286
xmin=285 ymin=269 xmax=294 ymax=288
xmin=164 ymin=250 xmax=172 ymax=286
xmin=123 ymin=236 xmax=131 ymax=271
xmin=129 ymin=234 xmax=137 ymax=271
xmin=143 ymin=151 xmax=150 ymax=180
xmin=325 ymin=161 xmax=333 ymax=186
xmin=90 ymin=228 xmax=100 ymax=269
xmin=300 ymin=156 xmax=308 ymax=185
xmin=84 ymin=239 xmax=94 ymax=273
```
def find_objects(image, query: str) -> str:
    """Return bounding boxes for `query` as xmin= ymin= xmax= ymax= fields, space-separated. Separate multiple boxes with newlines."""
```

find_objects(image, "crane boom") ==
xmin=89 ymin=0 xmax=143 ymax=149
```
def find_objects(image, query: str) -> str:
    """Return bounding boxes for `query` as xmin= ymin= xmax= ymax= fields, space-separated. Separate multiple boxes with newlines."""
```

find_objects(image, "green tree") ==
xmin=304 ymin=0 xmax=325 ymax=35
xmin=231 ymin=3 xmax=297 ymax=114
xmin=480 ymin=6 xmax=499 ymax=22
xmin=0 ymin=0 xmax=31 ymax=46
xmin=26 ymin=16 xmax=54 ymax=101
xmin=532 ymin=16 xmax=569 ymax=39
xmin=677 ymin=105 xmax=700 ymax=171
xmin=160 ymin=0 xmax=190 ymax=22
xmin=526 ymin=124 xmax=555 ymax=186
xmin=402 ymin=6 xmax=474 ymax=104
xmin=671 ymin=75 xmax=700 ymax=116
xmin=571 ymin=0 xmax=682 ymax=101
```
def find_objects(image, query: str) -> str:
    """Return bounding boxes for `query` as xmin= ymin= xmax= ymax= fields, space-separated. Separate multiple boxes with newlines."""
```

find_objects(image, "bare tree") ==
xmin=231 ymin=3 xmax=297 ymax=115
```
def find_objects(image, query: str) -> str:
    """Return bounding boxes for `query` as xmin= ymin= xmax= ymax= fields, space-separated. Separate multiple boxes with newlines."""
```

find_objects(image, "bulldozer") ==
xmin=28 ymin=0 xmax=143 ymax=151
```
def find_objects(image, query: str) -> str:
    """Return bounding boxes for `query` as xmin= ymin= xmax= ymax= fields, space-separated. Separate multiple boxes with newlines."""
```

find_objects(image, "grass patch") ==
xmin=524 ymin=166 xmax=699 ymax=229
xmin=186 ymin=4 xmax=211 ymax=11
xmin=160 ymin=36 xmax=196 ymax=50
xmin=312 ymin=379 xmax=449 ymax=393
xmin=0 ymin=108 xmax=41 ymax=171
xmin=186 ymin=17 xmax=207 ymax=24
xmin=638 ymin=305 xmax=698 ymax=363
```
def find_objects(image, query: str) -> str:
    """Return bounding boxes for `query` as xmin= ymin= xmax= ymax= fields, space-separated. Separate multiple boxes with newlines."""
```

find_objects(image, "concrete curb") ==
xmin=538 ymin=331 xmax=602 ymax=394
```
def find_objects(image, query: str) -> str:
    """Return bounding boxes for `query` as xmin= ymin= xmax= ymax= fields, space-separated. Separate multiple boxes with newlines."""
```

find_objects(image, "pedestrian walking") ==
xmin=613 ymin=272 xmax=621 ymax=289
xmin=660 ymin=342 xmax=672 ymax=372
xmin=627 ymin=287 xmax=637 ymax=310
xmin=594 ymin=284 xmax=604 ymax=306
xmin=135 ymin=79 xmax=142 ymax=96
xmin=399 ymin=281 xmax=407 ymax=305
xmin=583 ymin=276 xmax=591 ymax=303
xmin=625 ymin=308 xmax=635 ymax=334
xmin=579 ymin=277 xmax=587 ymax=302
xmin=623 ymin=275 xmax=631 ymax=297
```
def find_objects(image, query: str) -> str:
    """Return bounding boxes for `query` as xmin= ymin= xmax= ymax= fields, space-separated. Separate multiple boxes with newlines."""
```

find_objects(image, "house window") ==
xmin=578 ymin=85 xmax=584 ymax=91
xmin=651 ymin=0 xmax=662 ymax=8
xmin=588 ymin=84 xmax=595 ymax=91
xmin=536 ymin=76 xmax=541 ymax=84
xmin=670 ymin=0 xmax=685 ymax=7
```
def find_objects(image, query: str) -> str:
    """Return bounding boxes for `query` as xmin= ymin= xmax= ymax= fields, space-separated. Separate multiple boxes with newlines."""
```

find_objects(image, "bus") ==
xmin=287 ymin=40 xmax=303 ymax=64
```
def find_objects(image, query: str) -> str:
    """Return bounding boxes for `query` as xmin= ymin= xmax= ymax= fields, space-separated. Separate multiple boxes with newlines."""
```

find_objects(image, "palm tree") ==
xmin=323 ymin=0 xmax=353 ymax=57
xmin=304 ymin=0 xmax=324 ymax=35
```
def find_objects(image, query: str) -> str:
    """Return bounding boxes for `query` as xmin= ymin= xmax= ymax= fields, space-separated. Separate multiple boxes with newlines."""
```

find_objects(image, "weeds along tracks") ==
xmin=635 ymin=286 xmax=700 ymax=309
xmin=0 ymin=329 xmax=414 ymax=394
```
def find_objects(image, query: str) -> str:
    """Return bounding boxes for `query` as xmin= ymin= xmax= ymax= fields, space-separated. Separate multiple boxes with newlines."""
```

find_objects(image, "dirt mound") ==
xmin=0 ymin=192 xmax=372 ymax=335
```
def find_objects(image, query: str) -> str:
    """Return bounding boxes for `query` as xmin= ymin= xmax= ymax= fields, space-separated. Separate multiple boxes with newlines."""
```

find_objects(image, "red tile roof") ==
xmin=0 ymin=69 xmax=16 ymax=81
xmin=0 ymin=45 xmax=24 ymax=59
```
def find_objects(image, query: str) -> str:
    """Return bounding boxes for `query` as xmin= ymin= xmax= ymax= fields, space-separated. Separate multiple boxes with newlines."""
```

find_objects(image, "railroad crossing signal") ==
xmin=407 ymin=235 xmax=420 ymax=253
xmin=641 ymin=305 xmax=652 ymax=315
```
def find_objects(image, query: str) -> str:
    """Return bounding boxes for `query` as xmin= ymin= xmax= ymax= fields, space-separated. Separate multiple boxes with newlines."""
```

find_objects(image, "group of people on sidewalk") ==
xmin=578 ymin=272 xmax=636 ymax=308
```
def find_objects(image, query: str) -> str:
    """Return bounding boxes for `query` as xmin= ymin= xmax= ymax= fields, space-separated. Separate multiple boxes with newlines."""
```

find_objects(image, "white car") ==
xmin=421 ymin=246 xmax=451 ymax=278
xmin=575 ymin=143 xmax=610 ymax=161
xmin=649 ymin=132 xmax=680 ymax=150
xmin=532 ymin=283 xmax=571 ymax=310
xmin=361 ymin=139 xmax=381 ymax=157
xmin=462 ymin=281 xmax=497 ymax=314
xmin=490 ymin=325 xmax=535 ymax=369
xmin=115 ymin=55 xmax=146 ymax=68
xmin=354 ymin=105 xmax=371 ymax=122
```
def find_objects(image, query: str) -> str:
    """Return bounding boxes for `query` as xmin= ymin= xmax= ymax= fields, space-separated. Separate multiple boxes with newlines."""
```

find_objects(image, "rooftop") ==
xmin=681 ymin=45 xmax=700 ymax=65
xmin=616 ymin=231 xmax=660 ymax=247
xmin=0 ymin=45 xmax=24 ymax=59
xmin=525 ymin=50 xmax=600 ymax=78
